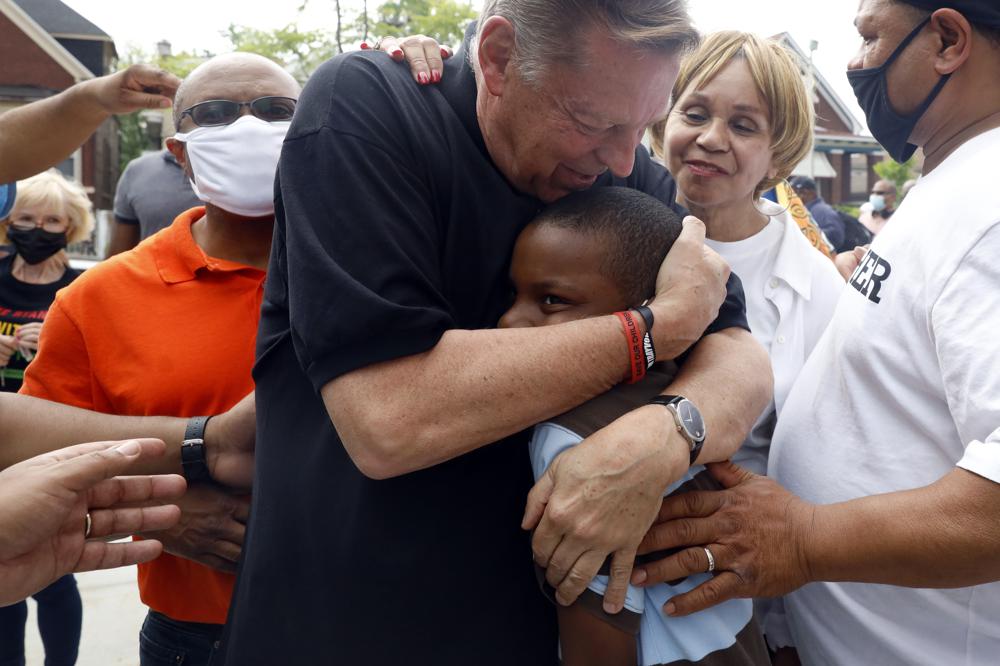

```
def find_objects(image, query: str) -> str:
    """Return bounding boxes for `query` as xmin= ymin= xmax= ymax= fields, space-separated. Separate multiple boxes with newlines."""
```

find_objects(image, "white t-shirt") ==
xmin=769 ymin=127 xmax=1000 ymax=665
xmin=707 ymin=206 xmax=842 ymax=475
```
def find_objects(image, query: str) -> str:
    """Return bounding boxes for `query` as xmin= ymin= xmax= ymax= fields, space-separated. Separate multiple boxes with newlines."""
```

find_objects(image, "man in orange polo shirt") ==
xmin=21 ymin=53 xmax=300 ymax=666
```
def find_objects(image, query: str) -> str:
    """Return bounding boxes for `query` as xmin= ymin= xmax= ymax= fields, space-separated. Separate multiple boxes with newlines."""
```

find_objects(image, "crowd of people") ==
xmin=0 ymin=0 xmax=998 ymax=664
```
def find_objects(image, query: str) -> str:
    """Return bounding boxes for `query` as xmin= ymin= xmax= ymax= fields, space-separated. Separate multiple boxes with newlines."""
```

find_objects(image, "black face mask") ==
xmin=6 ymin=227 xmax=68 ymax=264
xmin=847 ymin=16 xmax=951 ymax=163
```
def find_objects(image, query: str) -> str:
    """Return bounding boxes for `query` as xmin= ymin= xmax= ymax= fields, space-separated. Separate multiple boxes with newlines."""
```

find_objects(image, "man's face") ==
xmin=498 ymin=223 xmax=629 ymax=329
xmin=167 ymin=59 xmax=300 ymax=182
xmin=871 ymin=180 xmax=897 ymax=208
xmin=849 ymin=0 xmax=938 ymax=117
xmin=485 ymin=29 xmax=679 ymax=203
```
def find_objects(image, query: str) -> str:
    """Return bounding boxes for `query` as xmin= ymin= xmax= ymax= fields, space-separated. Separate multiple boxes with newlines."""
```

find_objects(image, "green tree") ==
xmin=374 ymin=0 xmax=476 ymax=47
xmin=873 ymin=156 xmax=918 ymax=192
xmin=224 ymin=23 xmax=336 ymax=83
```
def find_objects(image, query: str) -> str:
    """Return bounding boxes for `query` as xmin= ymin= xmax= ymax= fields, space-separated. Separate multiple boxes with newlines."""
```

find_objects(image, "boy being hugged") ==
xmin=501 ymin=187 xmax=768 ymax=666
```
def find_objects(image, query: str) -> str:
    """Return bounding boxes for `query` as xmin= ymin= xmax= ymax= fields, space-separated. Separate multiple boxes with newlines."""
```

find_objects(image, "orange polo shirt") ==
xmin=21 ymin=207 xmax=264 ymax=624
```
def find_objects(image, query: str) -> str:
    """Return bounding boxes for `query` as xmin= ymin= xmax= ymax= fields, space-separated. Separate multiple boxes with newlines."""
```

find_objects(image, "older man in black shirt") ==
xmin=221 ymin=1 xmax=773 ymax=663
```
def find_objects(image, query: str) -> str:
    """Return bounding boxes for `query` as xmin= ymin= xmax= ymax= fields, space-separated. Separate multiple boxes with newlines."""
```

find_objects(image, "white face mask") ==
xmin=869 ymin=194 xmax=887 ymax=212
xmin=174 ymin=115 xmax=289 ymax=218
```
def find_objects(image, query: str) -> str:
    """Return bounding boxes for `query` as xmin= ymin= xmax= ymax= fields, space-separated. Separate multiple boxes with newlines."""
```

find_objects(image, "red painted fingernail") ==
xmin=418 ymin=72 xmax=429 ymax=84
xmin=360 ymin=41 xmax=369 ymax=49
xmin=441 ymin=48 xmax=450 ymax=58
xmin=392 ymin=49 xmax=404 ymax=58
xmin=431 ymin=71 xmax=441 ymax=83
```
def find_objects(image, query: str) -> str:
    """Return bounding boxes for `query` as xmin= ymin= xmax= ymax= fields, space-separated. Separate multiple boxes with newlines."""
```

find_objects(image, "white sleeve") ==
xmin=958 ymin=426 xmax=1000 ymax=484
xmin=931 ymin=222 xmax=1000 ymax=460
xmin=528 ymin=422 xmax=584 ymax=482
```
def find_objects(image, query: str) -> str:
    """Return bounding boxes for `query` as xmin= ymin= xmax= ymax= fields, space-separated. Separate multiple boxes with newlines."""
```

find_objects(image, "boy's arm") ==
xmin=557 ymin=602 xmax=637 ymax=666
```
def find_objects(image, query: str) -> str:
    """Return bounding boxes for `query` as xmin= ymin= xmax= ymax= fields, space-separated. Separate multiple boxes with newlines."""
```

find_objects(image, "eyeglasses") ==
xmin=179 ymin=96 xmax=297 ymax=127
xmin=871 ymin=189 xmax=892 ymax=196
xmin=9 ymin=214 xmax=69 ymax=233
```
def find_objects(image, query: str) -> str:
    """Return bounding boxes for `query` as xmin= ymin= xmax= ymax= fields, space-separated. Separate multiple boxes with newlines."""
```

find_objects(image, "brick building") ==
xmin=0 ymin=0 xmax=117 ymax=212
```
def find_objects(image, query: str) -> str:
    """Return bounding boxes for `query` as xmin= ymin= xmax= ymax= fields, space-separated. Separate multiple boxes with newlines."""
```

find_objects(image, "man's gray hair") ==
xmin=474 ymin=0 xmax=700 ymax=84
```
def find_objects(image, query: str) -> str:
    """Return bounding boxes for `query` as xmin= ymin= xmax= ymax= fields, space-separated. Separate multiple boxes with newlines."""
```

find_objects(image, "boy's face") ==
xmin=498 ymin=223 xmax=630 ymax=329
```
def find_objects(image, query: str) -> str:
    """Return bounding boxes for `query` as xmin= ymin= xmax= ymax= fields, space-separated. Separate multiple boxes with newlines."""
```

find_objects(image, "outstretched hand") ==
xmin=630 ymin=461 xmax=815 ymax=616
xmin=0 ymin=439 xmax=185 ymax=606
xmin=87 ymin=64 xmax=181 ymax=114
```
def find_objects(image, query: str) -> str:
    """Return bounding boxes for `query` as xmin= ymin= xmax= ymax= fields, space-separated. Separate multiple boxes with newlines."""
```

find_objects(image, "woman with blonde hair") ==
xmin=0 ymin=169 xmax=91 ymax=391
xmin=650 ymin=31 xmax=843 ymax=478
xmin=0 ymin=168 xmax=91 ymax=666
xmin=619 ymin=31 xmax=843 ymax=665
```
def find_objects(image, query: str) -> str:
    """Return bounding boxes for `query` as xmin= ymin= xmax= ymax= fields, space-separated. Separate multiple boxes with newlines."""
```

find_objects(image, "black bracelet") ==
xmin=633 ymin=306 xmax=656 ymax=369
xmin=181 ymin=416 xmax=213 ymax=484
xmin=634 ymin=305 xmax=654 ymax=333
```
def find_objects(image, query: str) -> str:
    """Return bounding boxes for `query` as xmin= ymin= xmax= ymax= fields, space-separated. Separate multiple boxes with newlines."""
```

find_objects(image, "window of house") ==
xmin=850 ymin=153 xmax=870 ymax=199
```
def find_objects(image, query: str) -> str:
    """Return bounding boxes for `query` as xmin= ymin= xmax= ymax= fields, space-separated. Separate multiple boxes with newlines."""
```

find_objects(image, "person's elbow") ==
xmin=322 ymin=379 xmax=440 ymax=480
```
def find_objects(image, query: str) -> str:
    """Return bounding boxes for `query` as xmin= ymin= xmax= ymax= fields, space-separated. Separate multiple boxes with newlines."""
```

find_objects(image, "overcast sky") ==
xmin=61 ymin=0 xmax=867 ymax=126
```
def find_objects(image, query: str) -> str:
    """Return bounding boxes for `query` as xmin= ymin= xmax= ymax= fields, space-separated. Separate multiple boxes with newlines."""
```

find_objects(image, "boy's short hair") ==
xmin=531 ymin=187 xmax=683 ymax=306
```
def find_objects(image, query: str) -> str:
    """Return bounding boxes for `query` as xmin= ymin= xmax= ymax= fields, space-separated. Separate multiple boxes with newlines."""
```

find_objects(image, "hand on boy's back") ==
xmin=648 ymin=216 xmax=731 ymax=359
xmin=522 ymin=404 xmax=692 ymax=615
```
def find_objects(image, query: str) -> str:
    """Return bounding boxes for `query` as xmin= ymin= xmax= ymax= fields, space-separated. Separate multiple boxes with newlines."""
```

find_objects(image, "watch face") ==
xmin=676 ymin=399 xmax=706 ymax=442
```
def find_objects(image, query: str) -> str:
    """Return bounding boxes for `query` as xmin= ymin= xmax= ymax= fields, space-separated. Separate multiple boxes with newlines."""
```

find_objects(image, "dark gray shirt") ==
xmin=113 ymin=150 xmax=202 ymax=239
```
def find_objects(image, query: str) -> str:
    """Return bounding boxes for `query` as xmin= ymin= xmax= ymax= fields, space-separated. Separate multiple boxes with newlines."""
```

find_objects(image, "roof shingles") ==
xmin=12 ymin=0 xmax=109 ymax=39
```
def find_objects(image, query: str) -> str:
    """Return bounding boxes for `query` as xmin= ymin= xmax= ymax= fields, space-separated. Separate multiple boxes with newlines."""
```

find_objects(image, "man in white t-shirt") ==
xmin=627 ymin=1 xmax=1000 ymax=664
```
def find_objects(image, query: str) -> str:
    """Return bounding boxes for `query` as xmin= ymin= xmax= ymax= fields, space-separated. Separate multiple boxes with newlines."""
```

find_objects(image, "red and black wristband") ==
xmin=615 ymin=310 xmax=646 ymax=384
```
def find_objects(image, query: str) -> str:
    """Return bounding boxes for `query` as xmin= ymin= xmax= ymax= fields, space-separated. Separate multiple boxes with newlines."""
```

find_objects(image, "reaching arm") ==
xmin=0 ymin=392 xmax=255 ymax=490
xmin=0 ymin=65 xmax=179 ymax=183
xmin=807 ymin=466 xmax=1000 ymax=588
xmin=632 ymin=461 xmax=1000 ymax=617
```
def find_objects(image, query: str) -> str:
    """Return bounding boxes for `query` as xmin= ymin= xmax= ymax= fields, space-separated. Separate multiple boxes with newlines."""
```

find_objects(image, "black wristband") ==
xmin=634 ymin=305 xmax=654 ymax=333
xmin=634 ymin=306 xmax=656 ymax=369
xmin=181 ymin=416 xmax=213 ymax=484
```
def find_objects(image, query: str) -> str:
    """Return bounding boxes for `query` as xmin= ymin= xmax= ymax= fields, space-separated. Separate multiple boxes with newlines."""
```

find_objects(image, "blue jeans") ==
xmin=0 ymin=574 xmax=82 ymax=666
xmin=139 ymin=611 xmax=222 ymax=666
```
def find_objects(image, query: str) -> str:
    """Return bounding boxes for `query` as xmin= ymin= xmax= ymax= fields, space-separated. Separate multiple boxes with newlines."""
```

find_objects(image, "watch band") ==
xmin=648 ymin=395 xmax=704 ymax=465
xmin=181 ymin=415 xmax=212 ymax=484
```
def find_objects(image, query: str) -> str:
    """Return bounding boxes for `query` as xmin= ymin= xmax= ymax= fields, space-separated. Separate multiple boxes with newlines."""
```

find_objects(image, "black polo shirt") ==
xmin=220 ymin=44 xmax=748 ymax=665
